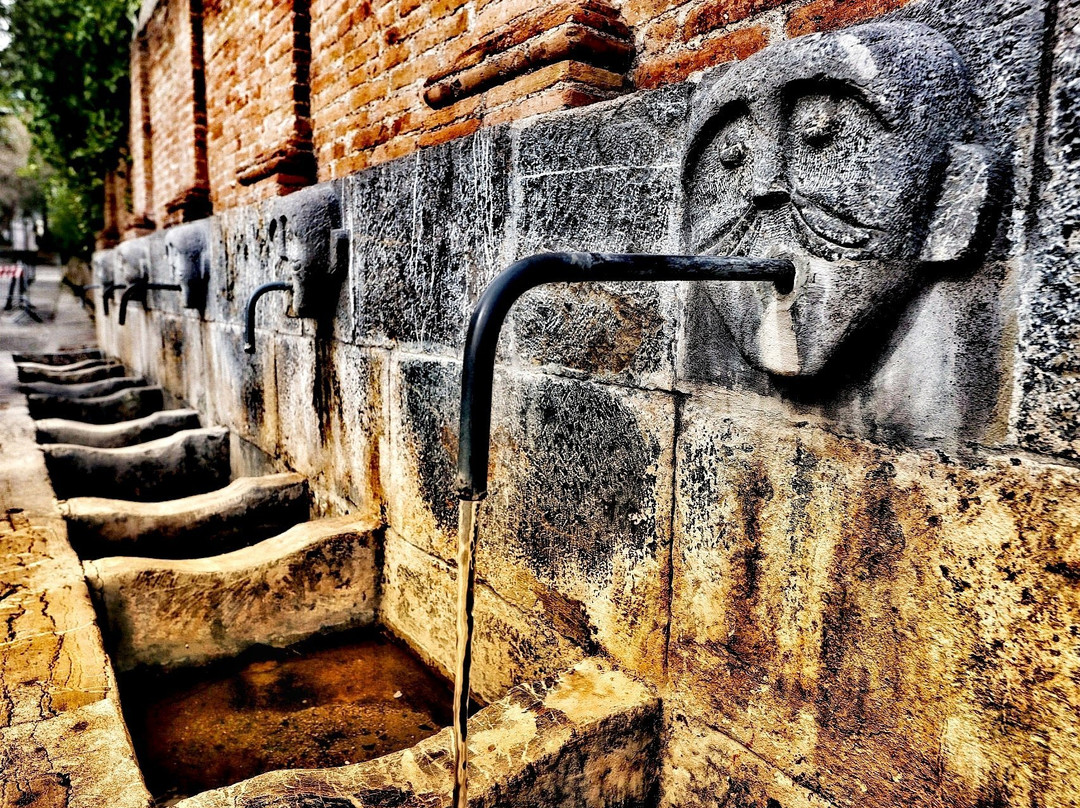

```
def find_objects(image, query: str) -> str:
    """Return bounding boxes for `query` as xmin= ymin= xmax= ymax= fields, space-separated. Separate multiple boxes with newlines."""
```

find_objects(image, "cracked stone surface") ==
xmin=0 ymin=343 xmax=151 ymax=807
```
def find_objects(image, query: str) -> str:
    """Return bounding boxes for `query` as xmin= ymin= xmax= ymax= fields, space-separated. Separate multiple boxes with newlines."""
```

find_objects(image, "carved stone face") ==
xmin=268 ymin=185 xmax=345 ymax=319
xmin=166 ymin=220 xmax=210 ymax=310
xmin=683 ymin=22 xmax=991 ymax=377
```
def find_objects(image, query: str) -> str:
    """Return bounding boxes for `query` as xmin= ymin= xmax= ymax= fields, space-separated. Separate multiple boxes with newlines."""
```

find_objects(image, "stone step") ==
xmin=44 ymin=427 xmax=230 ymax=501
xmin=35 ymin=408 xmax=202 ymax=448
xmin=84 ymin=515 xmax=380 ymax=671
xmin=20 ymin=375 xmax=147 ymax=400
xmin=27 ymin=385 xmax=164 ymax=423
xmin=16 ymin=360 xmax=122 ymax=384
xmin=63 ymin=472 xmax=310 ymax=559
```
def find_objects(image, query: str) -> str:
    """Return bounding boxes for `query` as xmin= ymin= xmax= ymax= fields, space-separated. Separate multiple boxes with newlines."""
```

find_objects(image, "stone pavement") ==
xmin=0 ymin=268 xmax=150 ymax=808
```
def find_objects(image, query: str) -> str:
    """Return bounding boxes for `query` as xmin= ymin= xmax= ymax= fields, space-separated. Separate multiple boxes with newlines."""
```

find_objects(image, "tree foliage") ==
xmin=0 ymin=0 xmax=139 ymax=255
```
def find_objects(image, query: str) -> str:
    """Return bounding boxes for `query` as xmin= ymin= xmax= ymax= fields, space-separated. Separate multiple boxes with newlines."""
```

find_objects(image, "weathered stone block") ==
xmin=202 ymin=323 xmax=280 ymax=451
xmin=273 ymin=335 xmax=384 ymax=518
xmin=1014 ymin=0 xmax=1080 ymax=460
xmin=380 ymin=529 xmax=587 ymax=704
xmin=385 ymin=355 xmax=675 ymax=684
xmin=662 ymin=712 xmax=836 ymax=808
xmin=0 ymin=699 xmax=152 ymax=808
xmin=670 ymin=397 xmax=1080 ymax=808
xmin=507 ymin=86 xmax=690 ymax=388
xmin=347 ymin=126 xmax=510 ymax=350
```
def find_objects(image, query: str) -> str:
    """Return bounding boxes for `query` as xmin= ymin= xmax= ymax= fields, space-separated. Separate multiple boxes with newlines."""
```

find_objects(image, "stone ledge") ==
xmin=0 ymin=352 xmax=152 ymax=806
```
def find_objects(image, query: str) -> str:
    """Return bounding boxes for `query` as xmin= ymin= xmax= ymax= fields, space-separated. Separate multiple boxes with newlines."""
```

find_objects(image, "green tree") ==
xmin=0 ymin=0 xmax=139 ymax=256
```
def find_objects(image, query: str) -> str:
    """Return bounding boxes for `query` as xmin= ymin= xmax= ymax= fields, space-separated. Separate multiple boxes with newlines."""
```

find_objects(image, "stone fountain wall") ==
xmin=94 ymin=0 xmax=1080 ymax=804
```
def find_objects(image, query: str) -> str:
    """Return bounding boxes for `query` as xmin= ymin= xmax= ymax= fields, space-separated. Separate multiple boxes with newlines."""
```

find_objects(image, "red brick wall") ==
xmin=144 ymin=0 xmax=210 ymax=227
xmin=203 ymin=0 xmax=314 ymax=211
xmin=128 ymin=32 xmax=153 ymax=230
xmin=130 ymin=0 xmax=913 ymax=213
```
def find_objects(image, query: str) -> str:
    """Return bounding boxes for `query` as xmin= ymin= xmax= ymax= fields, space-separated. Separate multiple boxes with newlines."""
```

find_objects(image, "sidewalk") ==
xmin=0 ymin=269 xmax=150 ymax=808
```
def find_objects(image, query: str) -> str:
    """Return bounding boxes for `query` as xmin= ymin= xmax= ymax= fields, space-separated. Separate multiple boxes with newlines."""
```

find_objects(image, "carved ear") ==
xmin=921 ymin=143 xmax=995 ymax=264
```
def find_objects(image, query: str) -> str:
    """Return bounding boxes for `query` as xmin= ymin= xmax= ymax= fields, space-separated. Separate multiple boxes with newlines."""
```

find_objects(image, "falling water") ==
xmin=452 ymin=498 xmax=481 ymax=808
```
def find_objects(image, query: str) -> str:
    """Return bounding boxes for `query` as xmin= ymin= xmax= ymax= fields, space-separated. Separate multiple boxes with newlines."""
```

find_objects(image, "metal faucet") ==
xmin=118 ymin=277 xmax=183 ymax=325
xmin=243 ymin=281 xmax=293 ymax=354
xmin=455 ymin=251 xmax=795 ymax=501
xmin=102 ymin=282 xmax=127 ymax=316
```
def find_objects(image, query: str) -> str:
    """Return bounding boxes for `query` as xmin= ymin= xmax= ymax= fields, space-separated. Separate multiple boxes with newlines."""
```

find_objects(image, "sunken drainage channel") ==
xmin=449 ymin=250 xmax=795 ymax=806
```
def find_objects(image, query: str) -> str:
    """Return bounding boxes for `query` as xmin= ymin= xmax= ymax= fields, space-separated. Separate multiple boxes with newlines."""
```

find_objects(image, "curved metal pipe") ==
xmin=102 ymin=283 xmax=127 ymax=316
xmin=243 ymin=281 xmax=292 ymax=354
xmin=117 ymin=280 xmax=145 ymax=325
xmin=455 ymin=251 xmax=795 ymax=501
xmin=118 ymin=280 xmax=183 ymax=325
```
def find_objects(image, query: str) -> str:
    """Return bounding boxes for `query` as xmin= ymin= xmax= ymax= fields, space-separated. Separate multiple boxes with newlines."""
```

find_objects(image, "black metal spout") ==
xmin=118 ymin=279 xmax=183 ymax=325
xmin=243 ymin=281 xmax=293 ymax=354
xmin=102 ymin=283 xmax=127 ymax=316
xmin=455 ymin=252 xmax=795 ymax=501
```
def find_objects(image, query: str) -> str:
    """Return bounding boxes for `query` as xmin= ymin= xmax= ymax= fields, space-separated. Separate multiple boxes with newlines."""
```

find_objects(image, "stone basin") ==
xmin=44 ymin=426 xmax=230 ymax=500
xmin=20 ymin=375 xmax=147 ymax=399
xmin=36 ymin=408 xmax=202 ymax=448
xmin=27 ymin=384 xmax=164 ymax=423
xmin=63 ymin=472 xmax=309 ymax=558
xmin=16 ymin=360 xmax=124 ymax=384
xmin=82 ymin=517 xmax=659 ymax=807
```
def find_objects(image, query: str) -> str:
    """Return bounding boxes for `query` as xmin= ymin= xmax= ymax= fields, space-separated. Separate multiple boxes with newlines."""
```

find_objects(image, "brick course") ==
xmin=123 ymin=0 xmax=916 ymax=219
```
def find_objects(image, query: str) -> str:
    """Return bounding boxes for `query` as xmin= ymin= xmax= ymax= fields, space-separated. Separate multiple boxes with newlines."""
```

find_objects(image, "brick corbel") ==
xmin=423 ymin=0 xmax=634 ymax=111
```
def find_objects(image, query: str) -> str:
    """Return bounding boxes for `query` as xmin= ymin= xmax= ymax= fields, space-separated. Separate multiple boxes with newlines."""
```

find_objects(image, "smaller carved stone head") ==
xmin=267 ymin=184 xmax=348 ymax=319
xmin=165 ymin=220 xmax=210 ymax=311
xmin=683 ymin=22 xmax=995 ymax=377
xmin=117 ymin=239 xmax=150 ymax=284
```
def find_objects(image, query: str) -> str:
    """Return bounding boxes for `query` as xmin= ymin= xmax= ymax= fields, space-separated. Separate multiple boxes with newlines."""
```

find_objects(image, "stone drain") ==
xmin=10 ymin=348 xmax=659 ymax=807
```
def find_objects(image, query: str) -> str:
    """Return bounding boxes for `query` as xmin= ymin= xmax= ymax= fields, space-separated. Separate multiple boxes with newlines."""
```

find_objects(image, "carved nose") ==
xmin=750 ymin=142 xmax=787 ymax=209
xmin=752 ymin=186 xmax=790 ymax=209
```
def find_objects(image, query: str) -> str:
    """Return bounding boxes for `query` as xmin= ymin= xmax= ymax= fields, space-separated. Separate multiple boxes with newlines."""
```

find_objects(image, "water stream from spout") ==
xmin=452 ymin=498 xmax=481 ymax=808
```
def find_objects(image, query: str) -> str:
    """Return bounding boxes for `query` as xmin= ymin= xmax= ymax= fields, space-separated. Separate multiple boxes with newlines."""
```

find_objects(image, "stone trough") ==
xmin=27 ymin=384 xmax=165 ymax=422
xmin=36 ymin=407 xmax=202 ymax=448
xmin=81 ymin=515 xmax=659 ymax=807
xmin=63 ymin=471 xmax=310 ymax=558
xmin=12 ymin=348 xmax=102 ymax=366
xmin=43 ymin=426 xmax=230 ymax=500
xmin=20 ymin=374 xmax=148 ymax=399
xmin=16 ymin=360 xmax=124 ymax=384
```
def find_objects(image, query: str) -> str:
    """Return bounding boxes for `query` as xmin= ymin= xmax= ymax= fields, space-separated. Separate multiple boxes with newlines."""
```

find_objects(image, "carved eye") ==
xmin=795 ymin=96 xmax=839 ymax=148
xmin=718 ymin=139 xmax=748 ymax=169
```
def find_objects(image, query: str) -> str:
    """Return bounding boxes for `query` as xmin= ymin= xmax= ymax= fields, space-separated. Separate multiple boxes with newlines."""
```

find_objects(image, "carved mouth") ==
xmin=695 ymin=193 xmax=880 ymax=261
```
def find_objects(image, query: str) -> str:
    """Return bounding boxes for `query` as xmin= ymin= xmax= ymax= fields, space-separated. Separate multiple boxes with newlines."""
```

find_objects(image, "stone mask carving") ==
xmin=683 ymin=22 xmax=995 ymax=377
xmin=165 ymin=220 xmax=210 ymax=311
xmin=117 ymin=240 xmax=150 ymax=284
xmin=267 ymin=184 xmax=348 ymax=319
